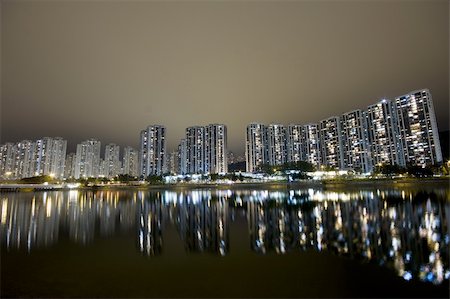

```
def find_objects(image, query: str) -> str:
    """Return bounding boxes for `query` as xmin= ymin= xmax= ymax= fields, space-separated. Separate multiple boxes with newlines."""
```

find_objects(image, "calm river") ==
xmin=1 ymin=186 xmax=449 ymax=297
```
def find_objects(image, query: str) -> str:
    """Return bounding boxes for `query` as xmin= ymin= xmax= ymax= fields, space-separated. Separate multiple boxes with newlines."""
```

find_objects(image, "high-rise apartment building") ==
xmin=267 ymin=124 xmax=287 ymax=166
xmin=75 ymin=139 xmax=101 ymax=178
xmin=286 ymin=124 xmax=304 ymax=163
xmin=395 ymin=89 xmax=442 ymax=167
xmin=178 ymin=139 xmax=188 ymax=175
xmin=104 ymin=143 xmax=120 ymax=178
xmin=98 ymin=159 xmax=107 ymax=178
xmin=12 ymin=140 xmax=35 ymax=179
xmin=139 ymin=125 xmax=166 ymax=177
xmin=176 ymin=124 xmax=229 ymax=175
xmin=301 ymin=124 xmax=321 ymax=169
xmin=319 ymin=117 xmax=344 ymax=169
xmin=1 ymin=138 xmax=66 ymax=179
xmin=64 ymin=153 xmax=77 ymax=179
xmin=246 ymin=123 xmax=267 ymax=173
xmin=340 ymin=110 xmax=372 ymax=173
xmin=123 ymin=146 xmax=139 ymax=177
xmin=205 ymin=124 xmax=228 ymax=174
xmin=0 ymin=143 xmax=15 ymax=179
xmin=167 ymin=150 xmax=179 ymax=175
xmin=186 ymin=126 xmax=205 ymax=174
xmin=365 ymin=99 xmax=405 ymax=167
xmin=49 ymin=137 xmax=67 ymax=178
xmin=32 ymin=137 xmax=67 ymax=178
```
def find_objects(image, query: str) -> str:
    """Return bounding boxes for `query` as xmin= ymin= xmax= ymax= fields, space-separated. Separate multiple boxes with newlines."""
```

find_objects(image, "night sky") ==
xmin=1 ymin=0 xmax=449 ymax=155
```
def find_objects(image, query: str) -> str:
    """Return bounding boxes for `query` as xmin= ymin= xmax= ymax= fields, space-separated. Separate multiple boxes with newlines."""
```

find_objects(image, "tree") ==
xmin=406 ymin=164 xmax=434 ymax=177
xmin=19 ymin=175 xmax=56 ymax=184
xmin=117 ymin=174 xmax=137 ymax=182
xmin=210 ymin=173 xmax=219 ymax=181
xmin=260 ymin=164 xmax=275 ymax=175
xmin=374 ymin=163 xmax=406 ymax=176
xmin=146 ymin=175 xmax=163 ymax=185
xmin=283 ymin=161 xmax=315 ymax=172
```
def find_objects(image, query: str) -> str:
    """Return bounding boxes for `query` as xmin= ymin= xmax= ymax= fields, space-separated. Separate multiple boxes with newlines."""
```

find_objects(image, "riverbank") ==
xmin=0 ymin=177 xmax=448 ymax=192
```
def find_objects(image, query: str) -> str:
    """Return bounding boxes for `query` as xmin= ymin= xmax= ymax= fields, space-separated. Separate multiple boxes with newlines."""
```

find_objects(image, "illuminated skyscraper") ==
xmin=205 ymin=124 xmax=228 ymax=174
xmin=167 ymin=150 xmax=179 ymax=175
xmin=12 ymin=140 xmax=35 ymax=179
xmin=186 ymin=126 xmax=205 ymax=174
xmin=1 ymin=138 xmax=66 ymax=179
xmin=176 ymin=139 xmax=187 ymax=175
xmin=246 ymin=123 xmax=267 ymax=172
xmin=64 ymin=152 xmax=76 ymax=179
xmin=104 ymin=143 xmax=120 ymax=178
xmin=301 ymin=124 xmax=321 ymax=168
xmin=340 ymin=110 xmax=372 ymax=173
xmin=75 ymin=139 xmax=101 ymax=178
xmin=32 ymin=137 xmax=67 ymax=178
xmin=395 ymin=89 xmax=442 ymax=167
xmin=139 ymin=125 xmax=166 ymax=177
xmin=319 ymin=117 xmax=344 ymax=169
xmin=267 ymin=124 xmax=287 ymax=166
xmin=122 ymin=146 xmax=139 ymax=177
xmin=49 ymin=138 xmax=67 ymax=178
xmin=0 ymin=143 xmax=15 ymax=179
xmin=286 ymin=124 xmax=304 ymax=163
xmin=365 ymin=99 xmax=405 ymax=167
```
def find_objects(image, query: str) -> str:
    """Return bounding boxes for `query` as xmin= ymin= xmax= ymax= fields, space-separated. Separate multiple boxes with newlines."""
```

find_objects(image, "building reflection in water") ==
xmin=164 ymin=190 xmax=229 ymax=256
xmin=0 ymin=188 xmax=448 ymax=284
xmin=245 ymin=189 xmax=449 ymax=284
xmin=0 ymin=190 xmax=137 ymax=249
xmin=136 ymin=191 xmax=163 ymax=256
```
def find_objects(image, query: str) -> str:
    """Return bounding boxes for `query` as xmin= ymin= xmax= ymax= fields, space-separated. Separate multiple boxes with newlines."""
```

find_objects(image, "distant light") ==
xmin=67 ymin=183 xmax=80 ymax=189
xmin=403 ymin=272 xmax=412 ymax=281
xmin=445 ymin=271 xmax=450 ymax=280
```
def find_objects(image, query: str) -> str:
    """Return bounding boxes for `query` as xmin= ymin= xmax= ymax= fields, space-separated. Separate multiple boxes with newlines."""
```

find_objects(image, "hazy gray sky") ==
xmin=1 ymin=0 xmax=449 ymax=155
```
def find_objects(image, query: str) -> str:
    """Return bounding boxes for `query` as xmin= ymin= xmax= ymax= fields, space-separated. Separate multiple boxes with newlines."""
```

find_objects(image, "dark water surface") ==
xmin=1 ymin=186 xmax=449 ymax=298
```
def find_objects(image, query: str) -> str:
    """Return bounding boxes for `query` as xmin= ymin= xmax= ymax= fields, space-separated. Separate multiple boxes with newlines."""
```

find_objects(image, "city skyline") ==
xmin=1 ymin=0 xmax=449 ymax=155
xmin=244 ymin=89 xmax=442 ymax=173
xmin=1 ymin=88 xmax=444 ymax=180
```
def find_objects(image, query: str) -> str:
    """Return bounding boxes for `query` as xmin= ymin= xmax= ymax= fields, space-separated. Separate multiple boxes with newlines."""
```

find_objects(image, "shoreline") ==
xmin=0 ymin=177 xmax=448 ymax=192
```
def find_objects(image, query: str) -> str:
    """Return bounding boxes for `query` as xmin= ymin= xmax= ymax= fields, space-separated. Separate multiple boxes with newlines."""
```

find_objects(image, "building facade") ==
xmin=64 ymin=153 xmax=77 ymax=179
xmin=12 ymin=140 xmax=35 ymax=179
xmin=205 ymin=124 xmax=228 ymax=174
xmin=75 ymin=139 xmax=101 ymax=179
xmin=49 ymin=137 xmax=67 ymax=178
xmin=167 ymin=150 xmax=179 ymax=175
xmin=301 ymin=124 xmax=321 ymax=169
xmin=0 ymin=143 xmax=15 ymax=179
xmin=267 ymin=124 xmax=287 ymax=166
xmin=139 ymin=125 xmax=166 ymax=177
xmin=340 ymin=110 xmax=372 ymax=173
xmin=395 ymin=89 xmax=442 ymax=167
xmin=178 ymin=139 xmax=188 ymax=175
xmin=365 ymin=99 xmax=405 ymax=167
xmin=246 ymin=123 xmax=267 ymax=173
xmin=1 ymin=138 xmax=67 ymax=179
xmin=104 ymin=143 xmax=121 ymax=178
xmin=32 ymin=137 xmax=67 ymax=178
xmin=286 ymin=124 xmax=304 ymax=163
xmin=123 ymin=146 xmax=139 ymax=177
xmin=186 ymin=126 xmax=206 ymax=174
xmin=319 ymin=117 xmax=344 ymax=169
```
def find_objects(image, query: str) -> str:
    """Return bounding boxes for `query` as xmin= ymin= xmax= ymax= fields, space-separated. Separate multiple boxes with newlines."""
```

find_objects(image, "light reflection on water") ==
xmin=0 ymin=188 xmax=449 ymax=285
